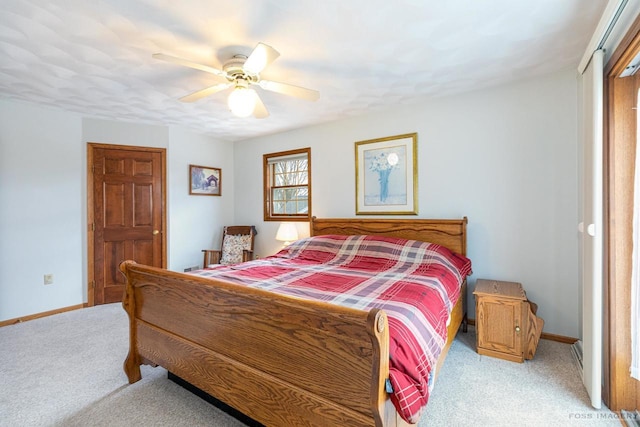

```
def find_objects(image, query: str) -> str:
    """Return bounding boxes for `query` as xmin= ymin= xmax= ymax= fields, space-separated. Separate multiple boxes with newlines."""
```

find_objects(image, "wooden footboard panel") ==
xmin=121 ymin=261 xmax=390 ymax=427
xmin=136 ymin=321 xmax=375 ymax=426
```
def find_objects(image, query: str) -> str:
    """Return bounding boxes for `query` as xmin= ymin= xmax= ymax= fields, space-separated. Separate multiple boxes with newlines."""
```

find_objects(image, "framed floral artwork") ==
xmin=355 ymin=133 xmax=417 ymax=215
xmin=189 ymin=165 xmax=221 ymax=196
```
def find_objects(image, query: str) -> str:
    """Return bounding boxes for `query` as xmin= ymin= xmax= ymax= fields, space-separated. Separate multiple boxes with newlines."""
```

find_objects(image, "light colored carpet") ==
xmin=0 ymin=304 xmax=618 ymax=426
xmin=0 ymin=304 xmax=245 ymax=427
xmin=422 ymin=324 xmax=618 ymax=426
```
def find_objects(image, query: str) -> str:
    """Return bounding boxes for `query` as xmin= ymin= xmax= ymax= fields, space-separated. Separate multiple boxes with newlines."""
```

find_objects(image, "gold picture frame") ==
xmin=355 ymin=133 xmax=417 ymax=215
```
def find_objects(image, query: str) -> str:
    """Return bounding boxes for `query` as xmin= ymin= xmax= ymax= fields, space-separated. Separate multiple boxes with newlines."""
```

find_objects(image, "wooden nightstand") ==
xmin=473 ymin=279 xmax=544 ymax=363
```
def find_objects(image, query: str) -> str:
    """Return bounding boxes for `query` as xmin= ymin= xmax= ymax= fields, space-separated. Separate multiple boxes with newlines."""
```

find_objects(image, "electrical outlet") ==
xmin=44 ymin=274 xmax=53 ymax=285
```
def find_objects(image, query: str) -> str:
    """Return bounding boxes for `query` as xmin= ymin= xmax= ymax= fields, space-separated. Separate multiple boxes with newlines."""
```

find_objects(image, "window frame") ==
xmin=263 ymin=147 xmax=311 ymax=222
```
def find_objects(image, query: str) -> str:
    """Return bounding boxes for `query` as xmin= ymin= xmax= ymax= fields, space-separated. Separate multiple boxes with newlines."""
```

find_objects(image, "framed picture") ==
xmin=355 ymin=133 xmax=417 ymax=215
xmin=189 ymin=165 xmax=221 ymax=196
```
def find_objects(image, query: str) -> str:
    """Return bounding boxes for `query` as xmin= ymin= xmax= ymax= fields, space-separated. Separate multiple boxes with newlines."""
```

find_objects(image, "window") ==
xmin=263 ymin=148 xmax=311 ymax=221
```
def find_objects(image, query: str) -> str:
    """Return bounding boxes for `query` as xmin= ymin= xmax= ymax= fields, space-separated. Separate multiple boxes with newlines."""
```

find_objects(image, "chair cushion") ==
xmin=220 ymin=234 xmax=252 ymax=265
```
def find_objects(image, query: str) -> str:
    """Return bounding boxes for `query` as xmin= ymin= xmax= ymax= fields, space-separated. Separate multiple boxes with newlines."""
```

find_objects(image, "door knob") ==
xmin=153 ymin=230 xmax=160 ymax=235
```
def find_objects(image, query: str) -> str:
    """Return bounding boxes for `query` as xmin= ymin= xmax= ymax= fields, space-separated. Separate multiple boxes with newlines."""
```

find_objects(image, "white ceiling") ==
xmin=0 ymin=0 xmax=607 ymax=142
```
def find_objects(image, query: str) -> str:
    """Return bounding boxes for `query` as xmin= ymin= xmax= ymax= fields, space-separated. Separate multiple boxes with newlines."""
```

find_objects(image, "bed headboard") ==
xmin=310 ymin=217 xmax=468 ymax=256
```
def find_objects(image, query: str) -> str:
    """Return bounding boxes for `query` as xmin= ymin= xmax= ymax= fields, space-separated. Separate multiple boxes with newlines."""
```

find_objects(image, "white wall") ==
xmin=0 ymin=100 xmax=84 ymax=319
xmin=234 ymin=68 xmax=579 ymax=337
xmin=168 ymin=127 xmax=235 ymax=272
xmin=1 ymin=69 xmax=580 ymax=337
xmin=0 ymin=105 xmax=233 ymax=321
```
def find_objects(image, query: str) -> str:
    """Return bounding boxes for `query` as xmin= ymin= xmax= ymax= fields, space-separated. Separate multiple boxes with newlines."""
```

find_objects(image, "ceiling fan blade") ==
xmin=258 ymin=80 xmax=320 ymax=101
xmin=152 ymin=53 xmax=227 ymax=79
xmin=253 ymin=93 xmax=269 ymax=119
xmin=243 ymin=43 xmax=280 ymax=75
xmin=179 ymin=83 xmax=233 ymax=102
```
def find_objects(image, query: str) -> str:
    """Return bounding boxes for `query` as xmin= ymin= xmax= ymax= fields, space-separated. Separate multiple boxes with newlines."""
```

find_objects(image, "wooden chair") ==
xmin=202 ymin=226 xmax=257 ymax=268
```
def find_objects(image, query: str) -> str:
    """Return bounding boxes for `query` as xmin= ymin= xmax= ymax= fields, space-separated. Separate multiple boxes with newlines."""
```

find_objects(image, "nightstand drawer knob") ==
xmin=515 ymin=325 xmax=521 ymax=333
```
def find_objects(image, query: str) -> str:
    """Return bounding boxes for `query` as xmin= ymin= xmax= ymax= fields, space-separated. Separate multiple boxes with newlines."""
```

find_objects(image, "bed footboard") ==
xmin=120 ymin=260 xmax=392 ymax=427
xmin=120 ymin=216 xmax=469 ymax=427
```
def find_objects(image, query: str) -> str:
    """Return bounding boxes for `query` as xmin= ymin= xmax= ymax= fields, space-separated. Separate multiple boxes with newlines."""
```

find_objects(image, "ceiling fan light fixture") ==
xmin=227 ymin=87 xmax=258 ymax=117
xmin=153 ymin=42 xmax=316 ymax=119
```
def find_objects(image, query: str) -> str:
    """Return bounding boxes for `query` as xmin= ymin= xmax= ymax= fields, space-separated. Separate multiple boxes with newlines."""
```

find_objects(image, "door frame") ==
xmin=87 ymin=142 xmax=167 ymax=307
xmin=604 ymin=15 xmax=640 ymax=410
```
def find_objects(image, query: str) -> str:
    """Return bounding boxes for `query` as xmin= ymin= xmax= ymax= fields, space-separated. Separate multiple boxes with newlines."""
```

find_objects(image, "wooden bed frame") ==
xmin=120 ymin=217 xmax=468 ymax=427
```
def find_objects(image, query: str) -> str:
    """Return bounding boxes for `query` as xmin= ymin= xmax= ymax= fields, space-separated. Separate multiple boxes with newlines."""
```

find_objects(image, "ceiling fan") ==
xmin=153 ymin=43 xmax=319 ymax=118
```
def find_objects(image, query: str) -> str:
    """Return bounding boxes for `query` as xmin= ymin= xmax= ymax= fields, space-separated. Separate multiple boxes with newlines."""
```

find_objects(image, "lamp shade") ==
xmin=228 ymin=87 xmax=257 ymax=117
xmin=275 ymin=223 xmax=298 ymax=245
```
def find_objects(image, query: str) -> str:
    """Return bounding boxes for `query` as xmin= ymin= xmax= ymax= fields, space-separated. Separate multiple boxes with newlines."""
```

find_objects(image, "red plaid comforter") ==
xmin=192 ymin=234 xmax=472 ymax=423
